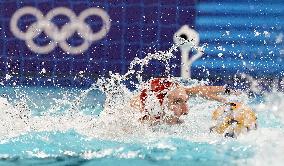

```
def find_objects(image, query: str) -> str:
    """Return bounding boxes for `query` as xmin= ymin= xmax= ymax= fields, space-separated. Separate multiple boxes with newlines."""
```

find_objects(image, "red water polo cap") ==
xmin=140 ymin=78 xmax=177 ymax=107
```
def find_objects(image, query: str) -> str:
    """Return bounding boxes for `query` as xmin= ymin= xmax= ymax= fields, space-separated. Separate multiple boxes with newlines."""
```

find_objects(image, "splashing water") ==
xmin=0 ymin=38 xmax=201 ymax=140
xmin=0 ymin=39 xmax=283 ymax=165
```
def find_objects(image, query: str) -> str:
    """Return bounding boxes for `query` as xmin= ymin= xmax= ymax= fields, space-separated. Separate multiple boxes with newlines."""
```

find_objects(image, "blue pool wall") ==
xmin=0 ymin=0 xmax=283 ymax=88
xmin=0 ymin=0 xmax=195 ymax=87
xmin=193 ymin=0 xmax=284 ymax=84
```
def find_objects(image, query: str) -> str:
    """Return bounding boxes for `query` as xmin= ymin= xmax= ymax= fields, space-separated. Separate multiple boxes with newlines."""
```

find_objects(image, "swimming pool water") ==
xmin=0 ymin=86 xmax=283 ymax=166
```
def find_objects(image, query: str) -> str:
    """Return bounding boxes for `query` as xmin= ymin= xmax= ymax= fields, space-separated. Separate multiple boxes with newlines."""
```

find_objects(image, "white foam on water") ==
xmin=0 ymin=87 xmax=245 ymax=142
xmin=0 ymin=80 xmax=283 ymax=166
xmin=233 ymin=92 xmax=284 ymax=166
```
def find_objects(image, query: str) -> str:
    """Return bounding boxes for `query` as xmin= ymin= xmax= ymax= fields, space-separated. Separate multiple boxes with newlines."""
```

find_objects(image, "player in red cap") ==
xmin=129 ymin=77 xmax=257 ymax=137
xmin=130 ymin=77 xmax=232 ymax=125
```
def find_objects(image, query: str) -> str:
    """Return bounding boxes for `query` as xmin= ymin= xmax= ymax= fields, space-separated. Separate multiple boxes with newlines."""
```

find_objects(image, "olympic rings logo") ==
xmin=10 ymin=7 xmax=111 ymax=54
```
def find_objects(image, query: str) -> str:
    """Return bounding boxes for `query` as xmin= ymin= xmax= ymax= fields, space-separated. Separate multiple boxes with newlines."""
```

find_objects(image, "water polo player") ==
xmin=130 ymin=78 xmax=257 ymax=137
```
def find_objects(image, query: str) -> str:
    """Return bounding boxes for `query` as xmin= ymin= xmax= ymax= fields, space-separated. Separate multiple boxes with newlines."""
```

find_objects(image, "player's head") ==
xmin=140 ymin=78 xmax=189 ymax=118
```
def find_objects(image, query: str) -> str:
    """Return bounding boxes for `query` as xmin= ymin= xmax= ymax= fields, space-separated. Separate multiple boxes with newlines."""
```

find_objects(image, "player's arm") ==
xmin=186 ymin=86 xmax=229 ymax=94
xmin=185 ymin=86 xmax=230 ymax=103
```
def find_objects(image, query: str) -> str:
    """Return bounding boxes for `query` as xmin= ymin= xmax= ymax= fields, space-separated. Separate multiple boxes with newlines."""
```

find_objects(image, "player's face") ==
xmin=166 ymin=87 xmax=189 ymax=117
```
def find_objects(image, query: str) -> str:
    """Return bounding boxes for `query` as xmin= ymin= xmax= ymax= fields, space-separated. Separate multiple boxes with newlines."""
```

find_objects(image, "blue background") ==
xmin=194 ymin=0 xmax=284 ymax=86
xmin=0 ymin=0 xmax=283 ymax=87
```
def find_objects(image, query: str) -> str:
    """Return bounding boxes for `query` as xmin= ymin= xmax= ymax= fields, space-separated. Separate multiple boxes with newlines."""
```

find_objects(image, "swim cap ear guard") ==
xmin=160 ymin=94 xmax=175 ymax=117
xmin=144 ymin=91 xmax=163 ymax=118
xmin=139 ymin=78 xmax=177 ymax=119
